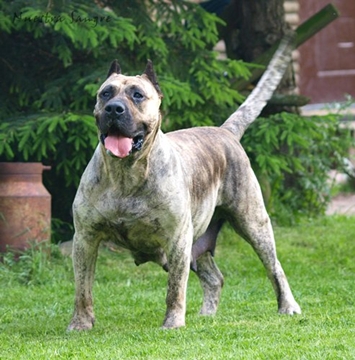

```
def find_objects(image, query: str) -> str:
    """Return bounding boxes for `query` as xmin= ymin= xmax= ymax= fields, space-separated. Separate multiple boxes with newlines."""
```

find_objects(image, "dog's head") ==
xmin=94 ymin=60 xmax=163 ymax=159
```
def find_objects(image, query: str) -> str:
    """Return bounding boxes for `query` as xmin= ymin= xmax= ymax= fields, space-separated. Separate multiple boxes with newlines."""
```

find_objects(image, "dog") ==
xmin=67 ymin=34 xmax=301 ymax=331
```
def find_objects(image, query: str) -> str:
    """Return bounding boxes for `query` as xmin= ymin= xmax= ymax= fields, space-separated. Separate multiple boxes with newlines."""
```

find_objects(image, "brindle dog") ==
xmin=68 ymin=34 xmax=301 ymax=331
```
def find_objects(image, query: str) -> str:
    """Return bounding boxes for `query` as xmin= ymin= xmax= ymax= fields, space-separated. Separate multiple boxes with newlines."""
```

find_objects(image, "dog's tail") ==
xmin=221 ymin=32 xmax=295 ymax=141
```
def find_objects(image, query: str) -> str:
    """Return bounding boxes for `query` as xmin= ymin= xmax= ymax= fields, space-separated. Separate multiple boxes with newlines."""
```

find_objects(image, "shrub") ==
xmin=242 ymin=110 xmax=354 ymax=224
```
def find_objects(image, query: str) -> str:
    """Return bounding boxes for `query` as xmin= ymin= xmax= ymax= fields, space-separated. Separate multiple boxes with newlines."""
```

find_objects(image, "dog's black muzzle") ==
xmin=97 ymin=100 xmax=131 ymax=135
xmin=105 ymin=100 xmax=126 ymax=119
xmin=97 ymin=100 xmax=145 ymax=156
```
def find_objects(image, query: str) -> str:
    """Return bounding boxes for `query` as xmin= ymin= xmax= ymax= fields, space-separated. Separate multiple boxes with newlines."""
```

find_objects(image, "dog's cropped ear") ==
xmin=143 ymin=60 xmax=163 ymax=98
xmin=106 ymin=60 xmax=121 ymax=79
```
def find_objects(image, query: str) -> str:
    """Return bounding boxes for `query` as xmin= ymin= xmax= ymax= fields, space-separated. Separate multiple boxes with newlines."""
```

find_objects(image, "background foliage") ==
xmin=242 ymin=110 xmax=353 ymax=224
xmin=0 ymin=0 xmax=353 ymax=239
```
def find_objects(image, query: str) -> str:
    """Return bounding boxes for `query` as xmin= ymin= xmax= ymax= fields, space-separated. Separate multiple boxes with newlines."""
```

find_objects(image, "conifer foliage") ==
xmin=0 ymin=1 xmax=352 ymax=232
xmin=0 ymin=0 xmax=250 ymax=181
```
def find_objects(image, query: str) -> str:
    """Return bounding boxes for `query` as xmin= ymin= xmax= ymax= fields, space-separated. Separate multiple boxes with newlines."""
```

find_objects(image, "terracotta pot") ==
xmin=0 ymin=162 xmax=51 ymax=253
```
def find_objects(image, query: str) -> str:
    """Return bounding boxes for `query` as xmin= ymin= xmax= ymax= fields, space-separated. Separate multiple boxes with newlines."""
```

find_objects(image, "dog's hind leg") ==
xmin=195 ymin=252 xmax=224 ymax=315
xmin=230 ymin=174 xmax=301 ymax=315
xmin=242 ymin=219 xmax=301 ymax=314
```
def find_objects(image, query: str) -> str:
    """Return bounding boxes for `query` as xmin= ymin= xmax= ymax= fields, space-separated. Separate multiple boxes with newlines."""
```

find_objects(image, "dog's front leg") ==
xmin=67 ymin=233 xmax=101 ymax=331
xmin=162 ymin=228 xmax=193 ymax=329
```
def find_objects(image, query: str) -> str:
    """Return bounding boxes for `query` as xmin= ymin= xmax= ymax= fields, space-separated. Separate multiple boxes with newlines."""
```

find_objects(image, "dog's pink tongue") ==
xmin=104 ymin=134 xmax=132 ymax=158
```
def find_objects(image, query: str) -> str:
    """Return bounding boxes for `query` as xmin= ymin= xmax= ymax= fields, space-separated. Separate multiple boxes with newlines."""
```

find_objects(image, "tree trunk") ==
xmin=221 ymin=0 xmax=287 ymax=60
xmin=219 ymin=0 xmax=297 ymax=114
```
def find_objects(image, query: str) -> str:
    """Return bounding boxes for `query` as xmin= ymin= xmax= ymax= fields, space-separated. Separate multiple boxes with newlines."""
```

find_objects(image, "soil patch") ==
xmin=327 ymin=194 xmax=355 ymax=216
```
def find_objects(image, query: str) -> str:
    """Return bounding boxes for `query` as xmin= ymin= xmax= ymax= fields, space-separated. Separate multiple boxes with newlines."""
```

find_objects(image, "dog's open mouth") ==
xmin=100 ymin=129 xmax=144 ymax=158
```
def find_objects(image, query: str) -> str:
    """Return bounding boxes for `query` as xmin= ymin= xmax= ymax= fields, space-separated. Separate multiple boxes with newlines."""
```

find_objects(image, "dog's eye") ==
xmin=133 ymin=92 xmax=144 ymax=100
xmin=100 ymin=88 xmax=112 ymax=100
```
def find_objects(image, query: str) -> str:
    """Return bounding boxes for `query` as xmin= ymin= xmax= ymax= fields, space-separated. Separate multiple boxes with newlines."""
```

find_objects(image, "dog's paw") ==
xmin=162 ymin=311 xmax=185 ymax=329
xmin=200 ymin=304 xmax=218 ymax=316
xmin=278 ymin=301 xmax=301 ymax=315
xmin=67 ymin=315 xmax=95 ymax=331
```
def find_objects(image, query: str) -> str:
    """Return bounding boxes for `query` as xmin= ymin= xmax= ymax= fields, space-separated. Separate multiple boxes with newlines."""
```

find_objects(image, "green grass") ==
xmin=1 ymin=215 xmax=355 ymax=359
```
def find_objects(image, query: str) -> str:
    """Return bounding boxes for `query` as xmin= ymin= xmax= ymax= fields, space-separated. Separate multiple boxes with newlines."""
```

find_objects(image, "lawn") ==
xmin=0 ymin=215 xmax=354 ymax=359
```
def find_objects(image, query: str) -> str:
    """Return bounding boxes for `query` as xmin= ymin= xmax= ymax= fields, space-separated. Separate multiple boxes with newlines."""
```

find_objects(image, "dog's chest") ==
xmin=93 ymin=190 xmax=178 ymax=251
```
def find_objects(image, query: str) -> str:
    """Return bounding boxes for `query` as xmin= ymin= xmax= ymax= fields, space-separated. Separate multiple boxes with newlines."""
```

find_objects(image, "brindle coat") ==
xmin=68 ymin=34 xmax=301 ymax=331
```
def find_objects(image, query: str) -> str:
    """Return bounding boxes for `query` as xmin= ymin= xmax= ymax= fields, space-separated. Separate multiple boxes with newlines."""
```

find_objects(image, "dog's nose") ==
xmin=105 ymin=101 xmax=125 ymax=116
